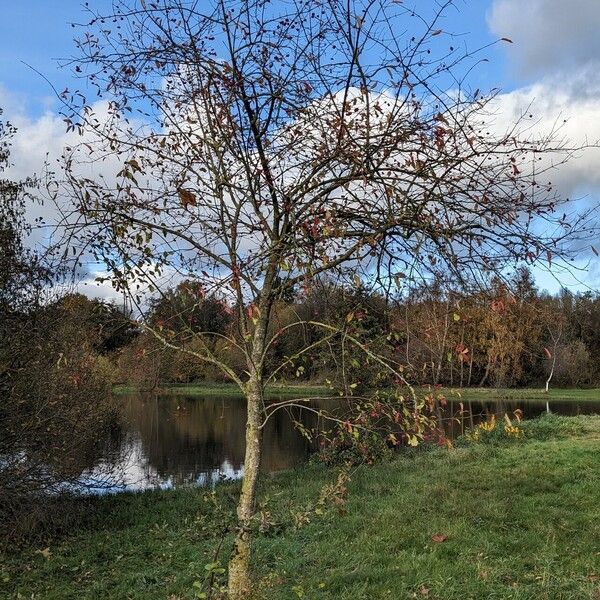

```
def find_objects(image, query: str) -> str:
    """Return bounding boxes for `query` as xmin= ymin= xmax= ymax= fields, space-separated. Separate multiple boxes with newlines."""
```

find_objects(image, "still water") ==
xmin=84 ymin=393 xmax=600 ymax=493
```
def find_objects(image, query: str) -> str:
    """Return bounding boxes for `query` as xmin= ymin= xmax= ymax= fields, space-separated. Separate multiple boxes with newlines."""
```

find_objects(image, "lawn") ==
xmin=2 ymin=415 xmax=600 ymax=599
xmin=114 ymin=382 xmax=600 ymax=403
xmin=113 ymin=382 xmax=328 ymax=397
xmin=441 ymin=387 xmax=600 ymax=403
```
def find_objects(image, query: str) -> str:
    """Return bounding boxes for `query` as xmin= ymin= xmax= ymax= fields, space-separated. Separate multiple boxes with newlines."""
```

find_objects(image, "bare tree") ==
xmin=56 ymin=0 xmax=594 ymax=595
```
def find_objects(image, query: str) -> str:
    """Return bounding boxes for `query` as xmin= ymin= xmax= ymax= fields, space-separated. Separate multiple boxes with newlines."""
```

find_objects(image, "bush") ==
xmin=314 ymin=392 xmax=437 ymax=466
xmin=0 ymin=309 xmax=122 ymax=545
xmin=457 ymin=413 xmax=588 ymax=447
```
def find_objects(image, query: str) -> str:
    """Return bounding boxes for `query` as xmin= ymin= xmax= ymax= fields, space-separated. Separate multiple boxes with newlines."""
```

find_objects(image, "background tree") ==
xmin=59 ymin=1 xmax=594 ymax=595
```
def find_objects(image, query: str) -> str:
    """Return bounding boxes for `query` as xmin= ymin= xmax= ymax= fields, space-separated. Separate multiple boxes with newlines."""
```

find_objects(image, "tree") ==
xmin=0 ymin=112 xmax=123 ymax=543
xmin=58 ymin=1 xmax=593 ymax=595
xmin=148 ymin=280 xmax=232 ymax=340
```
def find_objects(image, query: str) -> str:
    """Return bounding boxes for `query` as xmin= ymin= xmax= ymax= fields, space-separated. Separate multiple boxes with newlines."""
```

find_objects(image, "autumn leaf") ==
xmin=36 ymin=547 xmax=52 ymax=559
xmin=431 ymin=534 xmax=448 ymax=543
xmin=126 ymin=158 xmax=142 ymax=172
xmin=178 ymin=189 xmax=197 ymax=209
xmin=247 ymin=303 xmax=260 ymax=324
xmin=431 ymin=29 xmax=443 ymax=36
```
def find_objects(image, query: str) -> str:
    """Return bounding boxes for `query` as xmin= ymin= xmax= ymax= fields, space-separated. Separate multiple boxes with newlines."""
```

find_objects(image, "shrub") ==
xmin=314 ymin=391 xmax=436 ymax=466
xmin=458 ymin=412 xmax=588 ymax=447
xmin=0 ymin=310 xmax=122 ymax=545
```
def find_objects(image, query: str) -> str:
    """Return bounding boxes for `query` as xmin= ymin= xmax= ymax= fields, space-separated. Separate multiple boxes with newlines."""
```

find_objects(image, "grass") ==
xmin=3 ymin=414 xmax=600 ymax=599
xmin=114 ymin=382 xmax=600 ymax=403
xmin=113 ymin=382 xmax=328 ymax=397
xmin=440 ymin=387 xmax=600 ymax=403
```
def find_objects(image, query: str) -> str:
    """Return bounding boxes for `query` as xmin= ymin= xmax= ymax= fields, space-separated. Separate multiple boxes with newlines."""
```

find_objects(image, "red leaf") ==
xmin=178 ymin=189 xmax=197 ymax=209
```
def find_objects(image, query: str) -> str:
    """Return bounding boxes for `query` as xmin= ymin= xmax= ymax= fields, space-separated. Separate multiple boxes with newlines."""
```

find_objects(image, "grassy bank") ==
xmin=442 ymin=387 xmax=600 ymax=403
xmin=3 ymin=415 xmax=600 ymax=599
xmin=113 ymin=382 xmax=328 ymax=397
xmin=114 ymin=382 xmax=600 ymax=403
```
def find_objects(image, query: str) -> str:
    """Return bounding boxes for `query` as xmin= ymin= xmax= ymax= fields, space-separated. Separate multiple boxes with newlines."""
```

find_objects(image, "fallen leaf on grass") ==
xmin=431 ymin=534 xmax=448 ymax=543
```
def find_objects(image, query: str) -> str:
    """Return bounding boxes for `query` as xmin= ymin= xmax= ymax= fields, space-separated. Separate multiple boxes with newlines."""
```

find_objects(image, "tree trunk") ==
xmin=228 ymin=378 xmax=264 ymax=599
xmin=467 ymin=350 xmax=474 ymax=387
xmin=545 ymin=354 xmax=556 ymax=393
xmin=479 ymin=356 xmax=492 ymax=387
xmin=228 ymin=264 xmax=275 ymax=598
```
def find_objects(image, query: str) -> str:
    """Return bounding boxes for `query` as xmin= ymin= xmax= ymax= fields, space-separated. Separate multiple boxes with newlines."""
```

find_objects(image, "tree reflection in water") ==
xmin=81 ymin=393 xmax=600 ymax=493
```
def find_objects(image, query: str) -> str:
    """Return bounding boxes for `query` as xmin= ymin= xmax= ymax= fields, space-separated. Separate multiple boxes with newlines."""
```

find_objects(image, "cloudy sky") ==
xmin=1 ymin=0 xmax=599 ymax=297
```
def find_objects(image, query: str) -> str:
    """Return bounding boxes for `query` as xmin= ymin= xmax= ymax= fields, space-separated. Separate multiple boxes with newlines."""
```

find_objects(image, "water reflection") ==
xmin=83 ymin=393 xmax=600 ymax=493
xmin=87 ymin=394 xmax=331 ymax=492
xmin=440 ymin=398 xmax=600 ymax=439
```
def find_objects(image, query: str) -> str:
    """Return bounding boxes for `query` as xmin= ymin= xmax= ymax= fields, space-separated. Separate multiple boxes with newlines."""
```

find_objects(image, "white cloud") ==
xmin=486 ymin=0 xmax=600 ymax=289
xmin=490 ymin=71 xmax=600 ymax=198
xmin=488 ymin=0 xmax=600 ymax=78
xmin=4 ymin=54 xmax=600 ymax=294
xmin=0 ymin=88 xmax=151 ymax=300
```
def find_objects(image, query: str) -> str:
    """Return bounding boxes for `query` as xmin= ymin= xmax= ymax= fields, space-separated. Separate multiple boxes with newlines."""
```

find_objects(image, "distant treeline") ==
xmin=113 ymin=268 xmax=600 ymax=390
xmin=5 ymin=269 xmax=594 ymax=394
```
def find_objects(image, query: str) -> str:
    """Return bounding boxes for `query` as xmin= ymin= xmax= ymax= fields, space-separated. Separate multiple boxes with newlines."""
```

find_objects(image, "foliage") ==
xmin=0 ymin=116 xmax=124 ymax=544
xmin=315 ymin=391 xmax=437 ymax=466
xmin=461 ymin=412 xmax=524 ymax=445
xmin=0 ymin=302 xmax=123 ymax=544
xmin=0 ymin=113 xmax=48 ymax=315
xmin=148 ymin=281 xmax=232 ymax=339
xmin=114 ymin=270 xmax=600 ymax=391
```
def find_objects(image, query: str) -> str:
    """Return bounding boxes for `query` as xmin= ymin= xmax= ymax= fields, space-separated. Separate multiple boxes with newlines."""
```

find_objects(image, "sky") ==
xmin=1 ymin=0 xmax=600 ymax=298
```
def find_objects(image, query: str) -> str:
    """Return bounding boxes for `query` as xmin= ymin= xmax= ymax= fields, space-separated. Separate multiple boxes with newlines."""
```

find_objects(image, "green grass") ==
xmin=3 ymin=415 xmax=600 ymax=599
xmin=114 ymin=382 xmax=600 ymax=403
xmin=438 ymin=387 xmax=600 ymax=403
xmin=113 ymin=382 xmax=328 ymax=397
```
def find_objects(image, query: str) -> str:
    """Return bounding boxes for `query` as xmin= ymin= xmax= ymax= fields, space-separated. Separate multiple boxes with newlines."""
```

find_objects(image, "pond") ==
xmin=83 ymin=392 xmax=600 ymax=493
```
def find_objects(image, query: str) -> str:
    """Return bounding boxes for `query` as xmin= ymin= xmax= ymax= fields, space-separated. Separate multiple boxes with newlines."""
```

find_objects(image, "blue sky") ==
xmin=0 ymin=2 xmax=102 ymax=112
xmin=1 ymin=0 xmax=599 ymax=297
xmin=0 ymin=0 xmax=508 ymax=113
